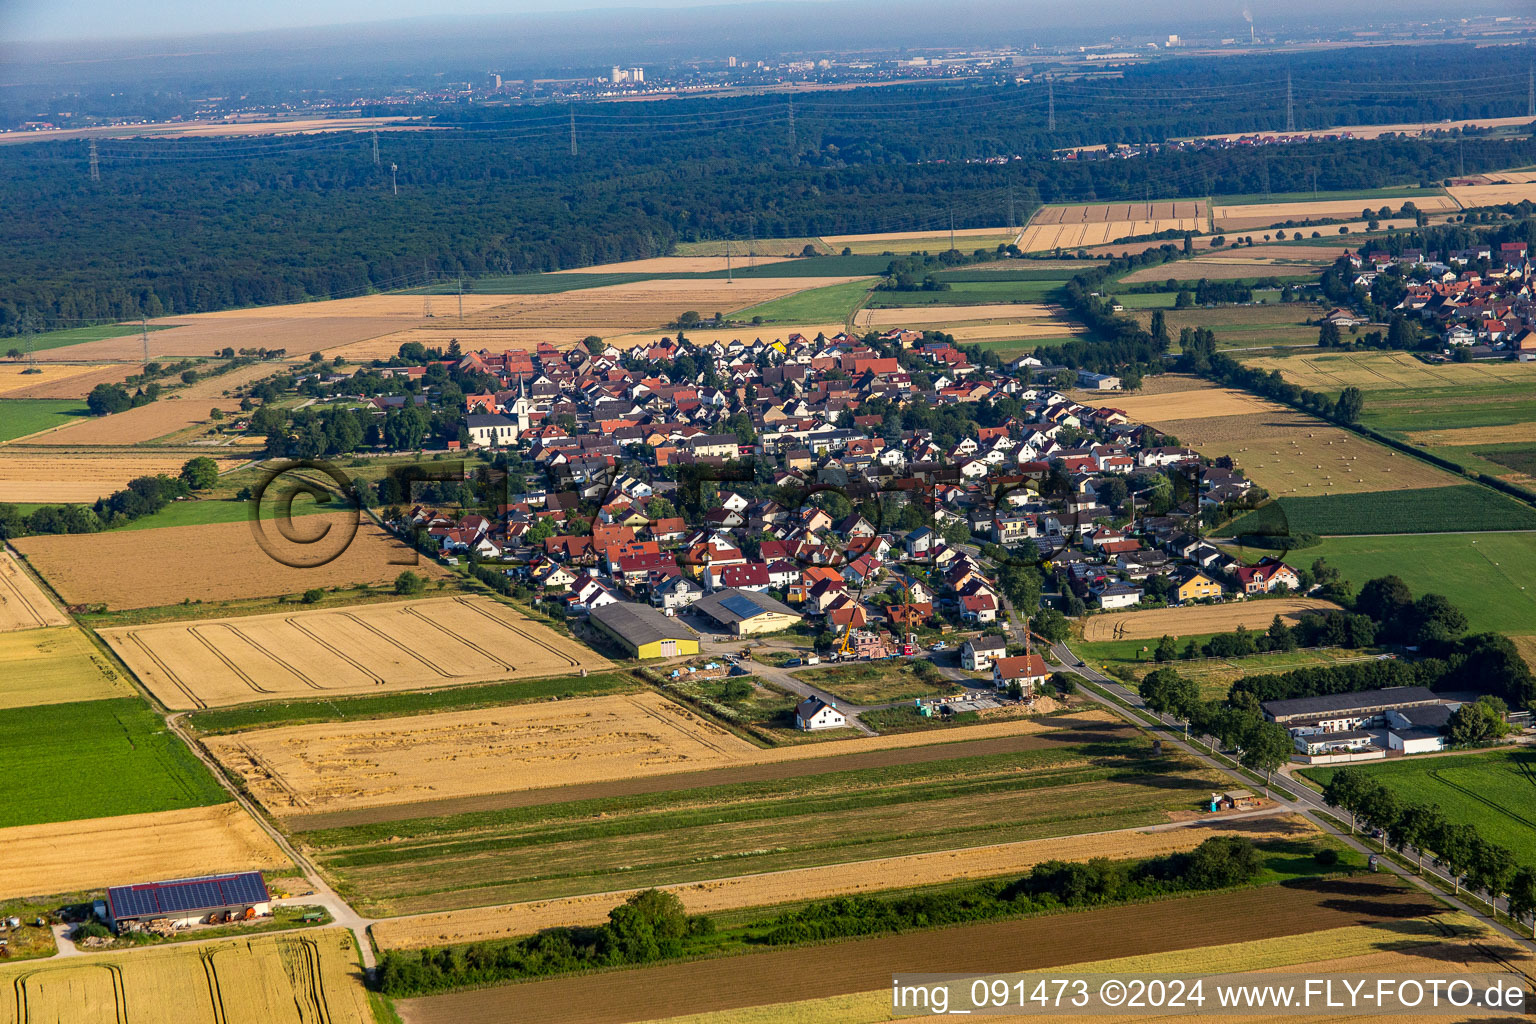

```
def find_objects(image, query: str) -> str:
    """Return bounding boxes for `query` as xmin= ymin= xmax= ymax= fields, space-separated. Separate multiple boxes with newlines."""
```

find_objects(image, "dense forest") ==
xmin=2 ymin=43 xmax=1534 ymax=332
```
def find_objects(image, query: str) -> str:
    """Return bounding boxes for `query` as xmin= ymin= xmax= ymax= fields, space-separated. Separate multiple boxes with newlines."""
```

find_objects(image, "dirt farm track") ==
xmin=394 ymin=878 xmax=1441 ymax=1024
xmin=100 ymin=594 xmax=610 ymax=709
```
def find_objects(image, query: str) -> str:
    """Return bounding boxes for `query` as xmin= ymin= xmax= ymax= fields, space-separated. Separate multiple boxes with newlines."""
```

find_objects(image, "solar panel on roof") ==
xmin=107 ymin=872 xmax=269 ymax=919
xmin=719 ymin=593 xmax=762 ymax=618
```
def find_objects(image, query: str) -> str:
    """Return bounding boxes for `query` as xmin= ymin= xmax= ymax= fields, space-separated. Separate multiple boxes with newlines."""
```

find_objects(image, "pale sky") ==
xmin=1 ymin=0 xmax=822 ymax=43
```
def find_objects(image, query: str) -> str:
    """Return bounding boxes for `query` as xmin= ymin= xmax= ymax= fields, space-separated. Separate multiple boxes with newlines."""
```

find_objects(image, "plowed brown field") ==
xmin=392 ymin=878 xmax=1442 ymax=1024
xmin=375 ymin=814 xmax=1311 ymax=948
xmin=1083 ymin=599 xmax=1340 ymax=641
xmin=286 ymin=713 xmax=1129 ymax=830
xmin=14 ymin=518 xmax=439 ymax=610
xmin=0 ymin=804 xmax=289 ymax=899
xmin=102 ymin=595 xmax=610 ymax=709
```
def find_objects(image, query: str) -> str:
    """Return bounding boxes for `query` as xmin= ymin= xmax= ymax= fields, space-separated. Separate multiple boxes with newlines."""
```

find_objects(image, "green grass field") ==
xmin=1219 ymin=484 xmax=1536 ymax=537
xmin=727 ymin=255 xmax=892 ymax=278
xmin=1298 ymin=532 xmax=1536 ymax=635
xmin=12 ymin=324 xmax=174 ymax=355
xmin=733 ymin=279 xmax=873 ymax=324
xmin=1357 ymin=384 xmax=1536 ymax=436
xmin=1301 ymin=750 xmax=1536 ymax=869
xmin=0 ymin=398 xmax=90 ymax=442
xmin=936 ymin=269 xmax=1082 ymax=282
xmin=186 ymin=672 xmax=641 ymax=734
xmin=405 ymin=272 xmax=660 ymax=295
xmin=797 ymin=661 xmax=959 ymax=704
xmin=110 ymin=494 xmax=340 ymax=532
xmin=0 ymin=698 xmax=229 ymax=828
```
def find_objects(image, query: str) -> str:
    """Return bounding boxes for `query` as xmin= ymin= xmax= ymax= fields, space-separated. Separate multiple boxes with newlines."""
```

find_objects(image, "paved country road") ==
xmin=1051 ymin=639 xmax=1536 ymax=951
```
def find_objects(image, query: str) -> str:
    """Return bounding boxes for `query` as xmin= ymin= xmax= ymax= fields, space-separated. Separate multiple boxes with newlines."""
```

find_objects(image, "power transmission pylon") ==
xmin=372 ymin=131 xmax=380 ymax=166
xmin=88 ymin=139 xmax=100 ymax=182
xmin=391 ymin=163 xmax=398 ymax=196
xmin=1529 ymin=64 xmax=1534 ymax=118
xmin=569 ymin=107 xmax=577 ymax=156
xmin=1285 ymin=72 xmax=1295 ymax=132
xmin=725 ymin=239 xmax=733 ymax=283
xmin=141 ymin=317 xmax=150 ymax=363
xmin=1007 ymin=185 xmax=1016 ymax=235
xmin=787 ymin=95 xmax=796 ymax=153
xmin=949 ymin=208 xmax=955 ymax=252
xmin=1046 ymin=75 xmax=1055 ymax=132
xmin=457 ymin=277 xmax=464 ymax=319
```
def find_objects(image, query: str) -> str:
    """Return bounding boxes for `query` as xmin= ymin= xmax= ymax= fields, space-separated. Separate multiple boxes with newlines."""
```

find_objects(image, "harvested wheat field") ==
xmin=1121 ymin=258 xmax=1321 ymax=283
xmin=552 ymin=256 xmax=796 ymax=274
xmin=0 ymin=804 xmax=289 ymax=899
xmin=1406 ymin=422 xmax=1536 ymax=447
xmin=858 ymin=303 xmax=1067 ymax=326
xmin=0 ymin=930 xmax=370 ymax=1024
xmin=0 ymin=452 xmax=245 ymax=503
xmin=452 ymin=278 xmax=866 ymax=332
xmin=37 ymin=315 xmax=405 ymax=362
xmin=14 ymin=518 xmax=439 ymax=610
xmin=602 ymin=324 xmax=848 ymax=351
xmin=0 ymin=363 xmax=137 ymax=399
xmin=102 ymin=595 xmax=610 ymax=710
xmin=1449 ymin=182 xmax=1536 ymax=208
xmin=1244 ymin=350 xmax=1536 ymax=393
xmin=0 ymin=627 xmax=129 ymax=709
xmin=1081 ymin=386 xmax=1262 ymax=422
xmin=393 ymin=878 xmax=1445 ymax=1024
xmin=1118 ymin=377 xmax=1459 ymax=495
xmin=214 ymin=703 xmax=1086 ymax=817
xmin=375 ymin=813 xmax=1310 ymax=949
xmin=647 ymin=914 xmax=1524 ymax=1024
xmin=1083 ymin=598 xmax=1340 ymax=641
xmin=1018 ymin=202 xmax=1206 ymax=252
xmin=823 ymin=226 xmax=1017 ymax=245
xmin=27 ymin=362 xmax=283 ymax=444
xmin=0 ymin=551 xmax=66 ymax=632
xmin=1213 ymin=196 xmax=1456 ymax=232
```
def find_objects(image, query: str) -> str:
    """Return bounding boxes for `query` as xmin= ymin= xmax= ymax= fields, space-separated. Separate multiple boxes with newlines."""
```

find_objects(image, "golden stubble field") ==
xmin=1018 ymin=202 xmax=1207 ymax=252
xmin=0 ymin=550 xmax=67 ymax=632
xmin=0 ymin=362 xmax=140 ymax=400
xmin=374 ymin=814 xmax=1314 ymax=949
xmin=37 ymin=316 xmax=408 ymax=362
xmin=15 ymin=518 xmax=441 ymax=610
xmin=0 ymin=452 xmax=246 ymax=503
xmin=101 ymin=595 xmax=610 ymax=710
xmin=0 ymin=804 xmax=289 ymax=899
xmin=1213 ymin=195 xmax=1456 ymax=232
xmin=1114 ymin=377 xmax=1459 ymax=496
xmin=1448 ymin=182 xmax=1536 ymax=208
xmin=1120 ymin=258 xmax=1323 ymax=283
xmin=1243 ymin=350 xmax=1536 ymax=392
xmin=1082 ymin=598 xmax=1341 ymax=642
xmin=213 ymin=702 xmax=1083 ymax=817
xmin=0 ymin=929 xmax=371 ymax=1024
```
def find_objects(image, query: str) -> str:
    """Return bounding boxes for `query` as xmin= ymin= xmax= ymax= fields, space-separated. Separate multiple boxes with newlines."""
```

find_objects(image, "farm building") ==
xmin=105 ymin=872 xmax=270 ymax=932
xmin=795 ymin=697 xmax=847 ymax=731
xmin=1262 ymin=686 xmax=1445 ymax=732
xmin=993 ymin=654 xmax=1051 ymax=694
xmin=693 ymin=588 xmax=802 ymax=636
xmin=589 ymin=601 xmax=700 ymax=659
xmin=1385 ymin=704 xmax=1455 ymax=753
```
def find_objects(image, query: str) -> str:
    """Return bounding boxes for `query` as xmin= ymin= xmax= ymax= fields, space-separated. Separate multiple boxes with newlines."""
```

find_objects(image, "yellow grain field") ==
xmin=212 ymin=703 xmax=1093 ymax=816
xmin=0 ymin=627 xmax=129 ymax=709
xmin=1241 ymin=351 xmax=1536 ymax=393
xmin=0 ymin=930 xmax=371 ymax=1024
xmin=1116 ymin=377 xmax=1460 ymax=496
xmin=0 ymin=804 xmax=290 ymax=899
xmin=1449 ymin=182 xmax=1536 ymax=208
xmin=858 ymin=303 xmax=1067 ymax=326
xmin=27 ymin=362 xmax=284 ymax=444
xmin=1078 ymin=386 xmax=1262 ymax=422
xmin=0 ymin=452 xmax=245 ymax=503
xmin=1120 ymin=258 xmax=1322 ymax=282
xmin=0 ymin=363 xmax=125 ymax=399
xmin=14 ymin=519 xmax=443 ymax=610
xmin=0 ymin=551 xmax=66 ymax=632
xmin=1082 ymin=598 xmax=1340 ymax=641
xmin=1213 ymin=195 xmax=1456 ymax=232
xmin=101 ymin=595 xmax=611 ymax=710
xmin=39 ymin=315 xmax=409 ymax=362
xmin=1018 ymin=202 xmax=1207 ymax=252
xmin=374 ymin=814 xmax=1315 ymax=948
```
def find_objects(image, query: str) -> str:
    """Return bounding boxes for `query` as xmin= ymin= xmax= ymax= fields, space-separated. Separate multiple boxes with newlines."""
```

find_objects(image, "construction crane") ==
xmin=835 ymin=623 xmax=853 ymax=660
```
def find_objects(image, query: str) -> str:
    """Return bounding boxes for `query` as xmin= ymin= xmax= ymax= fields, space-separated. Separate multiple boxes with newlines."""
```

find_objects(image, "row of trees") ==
xmin=1322 ymin=766 xmax=1536 ymax=936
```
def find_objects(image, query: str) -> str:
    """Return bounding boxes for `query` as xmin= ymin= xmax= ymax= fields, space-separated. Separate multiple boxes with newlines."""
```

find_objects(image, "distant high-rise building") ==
xmin=629 ymin=67 xmax=644 ymax=83
xmin=611 ymin=66 xmax=624 ymax=83
xmin=487 ymin=72 xmax=502 ymax=89
xmin=1166 ymin=34 xmax=1180 ymax=46
xmin=728 ymin=56 xmax=737 ymax=67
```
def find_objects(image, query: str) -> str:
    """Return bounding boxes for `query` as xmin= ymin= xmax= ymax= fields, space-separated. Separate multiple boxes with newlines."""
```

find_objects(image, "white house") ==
xmin=961 ymin=636 xmax=1008 ymax=672
xmin=795 ymin=696 xmax=847 ymax=731
xmin=1096 ymin=582 xmax=1143 ymax=609
xmin=651 ymin=574 xmax=704 ymax=611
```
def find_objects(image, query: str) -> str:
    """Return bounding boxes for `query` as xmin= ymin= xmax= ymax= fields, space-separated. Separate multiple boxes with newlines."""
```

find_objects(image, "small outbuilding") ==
xmin=106 ymin=872 xmax=270 ymax=932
